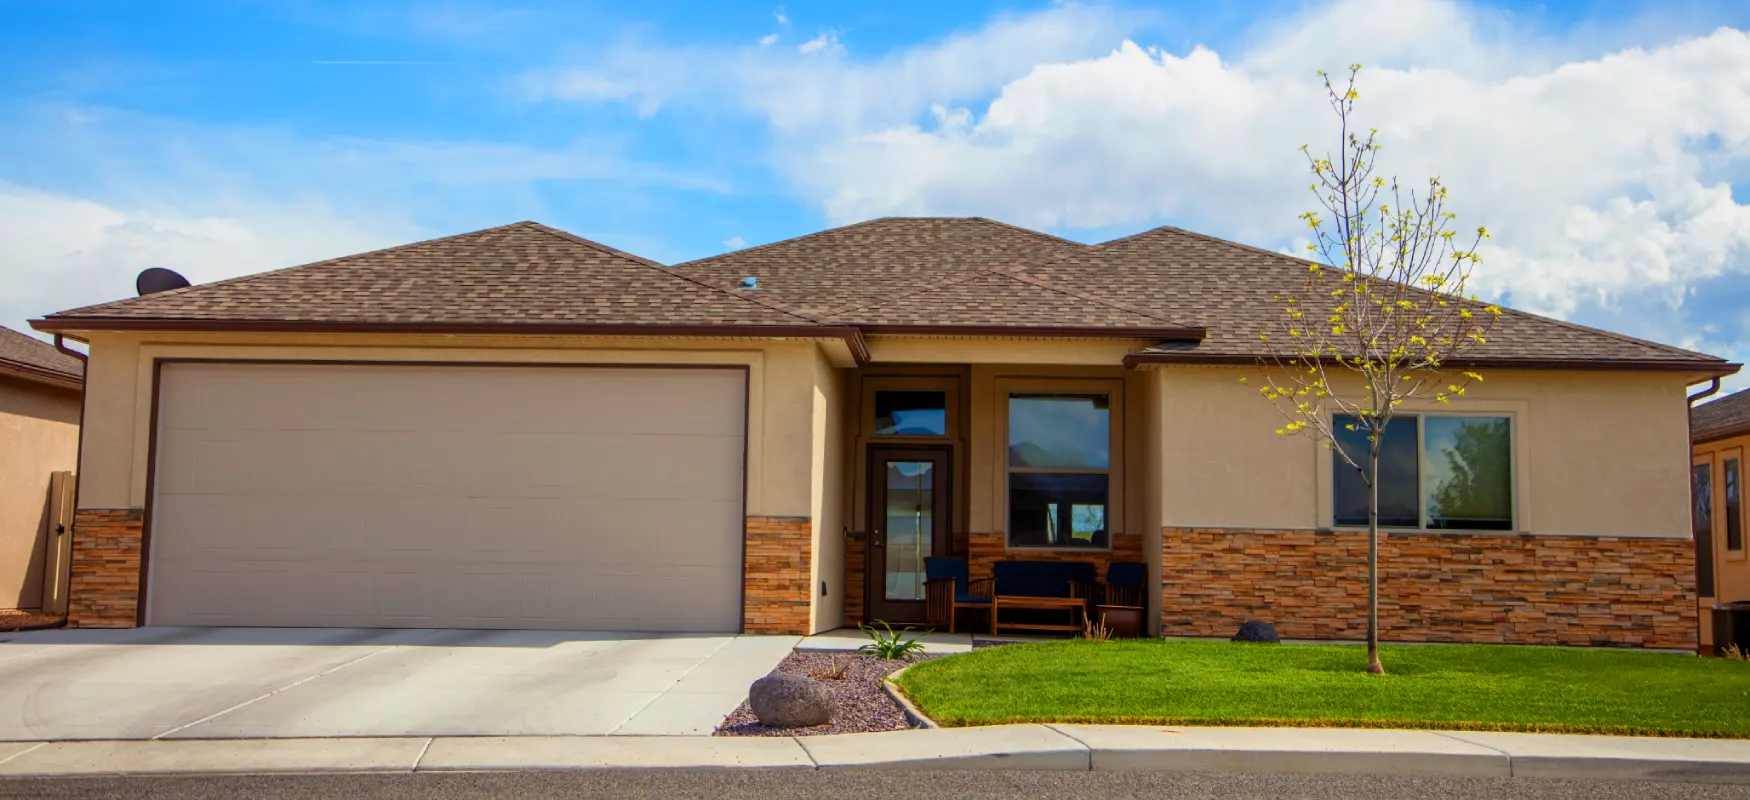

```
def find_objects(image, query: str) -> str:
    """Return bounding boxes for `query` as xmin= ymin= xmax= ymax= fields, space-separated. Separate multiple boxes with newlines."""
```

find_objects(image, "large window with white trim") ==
xmin=1332 ymin=413 xmax=1514 ymax=531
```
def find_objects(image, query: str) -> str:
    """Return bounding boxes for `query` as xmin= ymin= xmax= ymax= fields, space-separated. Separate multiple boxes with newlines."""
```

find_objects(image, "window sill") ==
xmin=1327 ymin=525 xmax=1524 ymax=536
xmin=1003 ymin=545 xmax=1115 ymax=554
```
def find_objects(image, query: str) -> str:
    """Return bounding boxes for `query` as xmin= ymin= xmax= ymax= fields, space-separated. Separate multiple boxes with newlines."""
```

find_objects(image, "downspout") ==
xmin=54 ymin=335 xmax=91 ymax=618
xmin=1688 ymin=377 xmax=1722 ymax=655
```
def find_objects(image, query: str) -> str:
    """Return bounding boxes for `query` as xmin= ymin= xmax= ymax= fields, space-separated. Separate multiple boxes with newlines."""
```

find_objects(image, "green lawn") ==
xmin=894 ymin=640 xmax=1750 ymax=738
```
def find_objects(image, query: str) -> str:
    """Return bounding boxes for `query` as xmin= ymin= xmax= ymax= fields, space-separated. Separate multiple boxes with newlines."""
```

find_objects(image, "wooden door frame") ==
xmin=865 ymin=444 xmax=955 ymax=624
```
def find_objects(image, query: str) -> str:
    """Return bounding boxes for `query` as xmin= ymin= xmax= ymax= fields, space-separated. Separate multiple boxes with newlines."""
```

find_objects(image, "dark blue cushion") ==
xmin=1106 ymin=561 xmax=1147 ymax=589
xmin=925 ymin=557 xmax=970 ymax=597
xmin=954 ymin=594 xmax=992 ymax=604
xmin=991 ymin=560 xmax=1096 ymax=598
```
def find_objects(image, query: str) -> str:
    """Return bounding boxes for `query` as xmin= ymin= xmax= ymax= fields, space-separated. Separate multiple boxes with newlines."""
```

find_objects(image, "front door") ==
xmin=867 ymin=446 xmax=953 ymax=624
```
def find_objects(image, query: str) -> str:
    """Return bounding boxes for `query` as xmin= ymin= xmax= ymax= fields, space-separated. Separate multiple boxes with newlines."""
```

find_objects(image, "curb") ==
xmin=0 ymin=727 xmax=1746 ymax=782
xmin=881 ymin=663 xmax=939 ymax=730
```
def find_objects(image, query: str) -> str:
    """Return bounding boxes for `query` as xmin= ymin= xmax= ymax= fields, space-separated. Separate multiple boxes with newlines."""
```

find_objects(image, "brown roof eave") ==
xmin=861 ymin=324 xmax=1206 ymax=340
xmin=1695 ymin=419 xmax=1750 ymax=445
xmin=29 ymin=317 xmax=872 ymax=366
xmin=1122 ymin=351 xmax=1742 ymax=377
xmin=0 ymin=357 xmax=83 ymax=391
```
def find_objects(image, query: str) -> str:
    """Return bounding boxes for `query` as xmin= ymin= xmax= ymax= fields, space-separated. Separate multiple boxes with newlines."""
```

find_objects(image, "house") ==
xmin=29 ymin=218 xmax=1736 ymax=648
xmin=1692 ymin=388 xmax=1750 ymax=653
xmin=0 ymin=326 xmax=82 ymax=615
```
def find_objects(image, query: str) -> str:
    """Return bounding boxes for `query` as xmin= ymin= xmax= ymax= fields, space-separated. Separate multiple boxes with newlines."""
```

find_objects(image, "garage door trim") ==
xmin=136 ymin=357 xmax=752 ymax=629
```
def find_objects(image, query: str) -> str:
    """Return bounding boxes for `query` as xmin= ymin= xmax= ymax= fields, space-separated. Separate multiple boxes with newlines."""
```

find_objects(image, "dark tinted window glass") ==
xmin=1425 ymin=416 xmax=1512 ymax=530
xmin=1333 ymin=415 xmax=1418 ymax=527
xmin=1695 ymin=463 xmax=1716 ymax=597
xmin=1008 ymin=473 xmax=1109 ymax=548
xmin=1008 ymin=395 xmax=1109 ymax=468
xmin=1728 ymin=458 xmax=1743 ymax=551
xmin=874 ymin=391 xmax=947 ymax=436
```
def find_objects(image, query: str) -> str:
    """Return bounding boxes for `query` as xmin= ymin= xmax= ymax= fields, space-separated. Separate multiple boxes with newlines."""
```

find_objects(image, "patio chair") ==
xmin=1095 ymin=561 xmax=1148 ymax=638
xmin=923 ymin=557 xmax=993 ymax=633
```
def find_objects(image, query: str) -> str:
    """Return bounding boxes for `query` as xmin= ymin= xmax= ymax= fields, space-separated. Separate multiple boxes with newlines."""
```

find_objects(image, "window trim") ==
xmin=995 ymin=378 xmax=1124 ymax=551
xmin=1325 ymin=409 xmax=1521 ymax=534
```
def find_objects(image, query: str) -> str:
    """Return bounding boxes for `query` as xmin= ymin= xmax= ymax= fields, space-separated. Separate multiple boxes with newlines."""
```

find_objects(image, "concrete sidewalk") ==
xmin=1 ymin=726 xmax=1747 ymax=784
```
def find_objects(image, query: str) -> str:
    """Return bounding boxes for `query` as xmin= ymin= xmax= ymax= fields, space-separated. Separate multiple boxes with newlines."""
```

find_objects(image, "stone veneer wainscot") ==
xmin=743 ymin=515 xmax=813 ymax=634
xmin=67 ymin=509 xmax=144 ymax=628
xmin=1161 ymin=527 xmax=1697 ymax=649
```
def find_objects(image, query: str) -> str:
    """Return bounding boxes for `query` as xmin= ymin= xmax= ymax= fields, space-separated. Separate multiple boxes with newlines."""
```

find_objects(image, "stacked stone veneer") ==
xmin=1161 ymin=527 xmax=1697 ymax=649
xmin=68 ymin=509 xmax=145 ymax=628
xmin=844 ymin=531 xmax=867 ymax=625
xmin=744 ymin=515 xmax=814 ymax=634
xmin=968 ymin=532 xmax=1146 ymax=582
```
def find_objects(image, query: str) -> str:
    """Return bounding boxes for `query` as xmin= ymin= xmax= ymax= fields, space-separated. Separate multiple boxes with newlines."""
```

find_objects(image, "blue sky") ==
xmin=3 ymin=0 xmax=1750 ymax=387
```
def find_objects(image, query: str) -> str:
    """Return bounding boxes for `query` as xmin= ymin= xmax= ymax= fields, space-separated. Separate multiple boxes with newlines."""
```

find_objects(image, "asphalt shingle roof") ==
xmin=1695 ymin=389 xmax=1750 ymax=440
xmin=1011 ymin=226 xmax=1728 ymax=368
xmin=675 ymin=217 xmax=1086 ymax=316
xmin=33 ymin=217 xmax=1735 ymax=374
xmin=46 ymin=222 xmax=822 ymax=329
xmin=0 ymin=325 xmax=82 ymax=382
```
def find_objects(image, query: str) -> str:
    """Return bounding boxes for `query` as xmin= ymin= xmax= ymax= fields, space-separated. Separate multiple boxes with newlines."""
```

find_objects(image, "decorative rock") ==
xmin=749 ymin=674 xmax=834 ymax=728
xmin=1232 ymin=620 xmax=1280 ymax=643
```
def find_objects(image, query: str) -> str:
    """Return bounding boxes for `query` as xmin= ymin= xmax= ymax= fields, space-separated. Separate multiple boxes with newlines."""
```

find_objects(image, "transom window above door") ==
xmin=1007 ymin=394 xmax=1111 ymax=549
xmin=874 ymin=390 xmax=948 ymax=436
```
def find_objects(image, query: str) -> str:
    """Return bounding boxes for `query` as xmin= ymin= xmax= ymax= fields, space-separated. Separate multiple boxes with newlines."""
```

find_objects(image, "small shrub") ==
xmin=1722 ymin=644 xmax=1747 ymax=662
xmin=1081 ymin=616 xmax=1114 ymax=642
xmin=858 ymin=620 xmax=929 ymax=660
xmin=810 ymin=656 xmax=852 ymax=680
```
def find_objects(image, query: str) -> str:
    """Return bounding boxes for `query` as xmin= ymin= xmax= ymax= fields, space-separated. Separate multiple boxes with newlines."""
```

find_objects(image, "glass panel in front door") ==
xmin=884 ymin=461 xmax=935 ymax=601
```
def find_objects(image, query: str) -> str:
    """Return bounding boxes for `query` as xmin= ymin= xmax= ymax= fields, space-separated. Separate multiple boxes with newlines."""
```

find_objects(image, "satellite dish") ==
xmin=137 ymin=268 xmax=192 ymax=296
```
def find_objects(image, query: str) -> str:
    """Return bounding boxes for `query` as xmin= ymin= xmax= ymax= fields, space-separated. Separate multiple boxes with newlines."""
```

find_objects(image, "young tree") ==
xmin=1251 ymin=66 xmax=1499 ymax=675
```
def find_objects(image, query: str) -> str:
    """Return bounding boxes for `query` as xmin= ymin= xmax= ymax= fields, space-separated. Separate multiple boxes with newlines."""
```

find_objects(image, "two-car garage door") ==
xmin=145 ymin=362 xmax=746 ymax=632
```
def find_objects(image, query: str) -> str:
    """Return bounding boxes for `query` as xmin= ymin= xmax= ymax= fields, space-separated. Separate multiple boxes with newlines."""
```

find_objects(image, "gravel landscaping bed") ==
xmin=0 ymin=609 xmax=63 ymax=632
xmin=715 ymin=651 xmax=938 ymax=736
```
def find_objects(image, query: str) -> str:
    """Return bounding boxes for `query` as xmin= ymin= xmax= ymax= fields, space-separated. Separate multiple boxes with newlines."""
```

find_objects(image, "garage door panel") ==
xmin=148 ymin=363 xmax=747 ymax=631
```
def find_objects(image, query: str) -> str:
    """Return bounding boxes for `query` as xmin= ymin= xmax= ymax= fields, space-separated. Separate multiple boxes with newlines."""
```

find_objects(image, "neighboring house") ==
xmin=1692 ymin=388 xmax=1750 ymax=653
xmin=0 ymin=326 xmax=82 ymax=612
xmin=29 ymin=219 xmax=1737 ymax=649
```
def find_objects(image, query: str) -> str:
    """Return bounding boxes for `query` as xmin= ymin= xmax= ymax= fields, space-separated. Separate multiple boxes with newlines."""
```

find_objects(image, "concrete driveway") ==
xmin=0 ymin=627 xmax=797 ymax=740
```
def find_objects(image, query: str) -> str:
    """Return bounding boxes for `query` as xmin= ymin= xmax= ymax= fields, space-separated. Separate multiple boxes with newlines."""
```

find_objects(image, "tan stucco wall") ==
xmin=810 ymin=350 xmax=847 ymax=633
xmin=1151 ymin=365 xmax=1696 ymax=539
xmin=0 ymin=376 xmax=80 ymax=609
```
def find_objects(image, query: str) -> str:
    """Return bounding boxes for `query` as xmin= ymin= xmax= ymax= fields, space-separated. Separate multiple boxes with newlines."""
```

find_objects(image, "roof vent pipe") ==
xmin=740 ymin=276 xmax=758 ymax=290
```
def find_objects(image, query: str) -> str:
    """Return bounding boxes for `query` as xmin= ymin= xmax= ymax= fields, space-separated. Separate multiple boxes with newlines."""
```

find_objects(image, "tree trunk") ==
xmin=1366 ymin=448 xmax=1385 ymax=675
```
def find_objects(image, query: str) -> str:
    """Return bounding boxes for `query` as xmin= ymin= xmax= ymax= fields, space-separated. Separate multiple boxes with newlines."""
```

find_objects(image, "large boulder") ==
xmin=749 ymin=674 xmax=834 ymax=728
xmin=1232 ymin=620 xmax=1280 ymax=643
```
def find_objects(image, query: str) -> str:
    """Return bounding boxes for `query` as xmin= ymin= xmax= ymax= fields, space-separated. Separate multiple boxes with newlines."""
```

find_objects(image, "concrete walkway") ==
xmin=0 ymin=627 xmax=798 ymax=739
xmin=0 ymin=726 xmax=1746 ymax=783
xmin=798 ymin=627 xmax=1063 ymax=655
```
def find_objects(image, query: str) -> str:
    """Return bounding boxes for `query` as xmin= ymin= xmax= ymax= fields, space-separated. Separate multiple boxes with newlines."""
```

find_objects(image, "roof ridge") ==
xmin=1147 ymin=225 xmax=1724 ymax=363
xmin=48 ymin=221 xmax=528 ymax=318
xmin=520 ymin=222 xmax=830 ymax=326
xmin=969 ymin=217 xmax=1085 ymax=247
xmin=670 ymin=218 xmax=892 ymax=269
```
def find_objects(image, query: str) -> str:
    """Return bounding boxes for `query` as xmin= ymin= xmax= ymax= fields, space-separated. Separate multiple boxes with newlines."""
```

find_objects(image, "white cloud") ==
xmin=0 ymin=183 xmax=402 ymax=336
xmin=797 ymin=31 xmax=842 ymax=55
xmin=759 ymin=33 xmax=779 ymax=47
xmin=723 ymin=235 xmax=748 ymax=250
xmin=774 ymin=8 xmax=788 ymax=26
xmin=527 ymin=0 xmax=1750 ymax=369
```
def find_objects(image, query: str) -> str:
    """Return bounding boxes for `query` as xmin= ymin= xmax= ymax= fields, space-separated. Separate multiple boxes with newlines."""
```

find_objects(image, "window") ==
xmin=873 ymin=391 xmax=947 ymax=436
xmin=1332 ymin=414 xmax=1513 ymax=531
xmin=1007 ymin=394 xmax=1110 ymax=548
xmin=1728 ymin=458 xmax=1743 ymax=552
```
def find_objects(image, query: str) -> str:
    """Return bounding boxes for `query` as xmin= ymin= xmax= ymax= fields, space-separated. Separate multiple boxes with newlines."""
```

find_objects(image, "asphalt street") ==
xmin=2 ymin=770 xmax=1748 ymax=799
